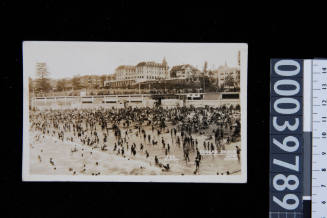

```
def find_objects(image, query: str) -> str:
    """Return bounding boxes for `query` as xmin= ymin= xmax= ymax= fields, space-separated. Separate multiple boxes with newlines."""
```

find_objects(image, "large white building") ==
xmin=109 ymin=58 xmax=169 ymax=87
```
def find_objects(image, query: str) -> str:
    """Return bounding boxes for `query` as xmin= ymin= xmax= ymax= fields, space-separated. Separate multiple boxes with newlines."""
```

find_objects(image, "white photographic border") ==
xmin=22 ymin=42 xmax=247 ymax=183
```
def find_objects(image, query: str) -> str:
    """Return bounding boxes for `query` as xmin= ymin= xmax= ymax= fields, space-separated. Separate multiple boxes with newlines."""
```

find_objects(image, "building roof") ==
xmin=116 ymin=65 xmax=136 ymax=70
xmin=170 ymin=64 xmax=200 ymax=72
xmin=136 ymin=61 xmax=166 ymax=67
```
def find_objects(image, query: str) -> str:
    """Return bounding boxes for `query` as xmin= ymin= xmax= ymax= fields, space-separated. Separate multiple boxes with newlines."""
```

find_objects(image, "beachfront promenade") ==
xmin=31 ymin=93 xmax=240 ymax=110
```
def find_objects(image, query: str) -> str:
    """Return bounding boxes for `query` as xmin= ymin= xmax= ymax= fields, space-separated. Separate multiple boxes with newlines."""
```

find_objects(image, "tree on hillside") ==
xmin=203 ymin=61 xmax=208 ymax=74
xmin=72 ymin=76 xmax=81 ymax=90
xmin=28 ymin=77 xmax=34 ymax=93
xmin=224 ymin=74 xmax=235 ymax=88
xmin=170 ymin=70 xmax=177 ymax=78
xmin=201 ymin=76 xmax=210 ymax=92
xmin=100 ymin=75 xmax=107 ymax=87
xmin=35 ymin=63 xmax=51 ymax=93
xmin=235 ymin=71 xmax=240 ymax=88
xmin=56 ymin=79 xmax=66 ymax=91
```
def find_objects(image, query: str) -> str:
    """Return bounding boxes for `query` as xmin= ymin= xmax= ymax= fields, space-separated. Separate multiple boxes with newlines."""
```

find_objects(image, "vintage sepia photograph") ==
xmin=23 ymin=42 xmax=247 ymax=182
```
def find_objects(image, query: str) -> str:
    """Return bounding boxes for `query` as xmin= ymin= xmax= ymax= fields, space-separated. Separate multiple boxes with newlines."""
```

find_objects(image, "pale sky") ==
xmin=23 ymin=42 xmax=247 ymax=79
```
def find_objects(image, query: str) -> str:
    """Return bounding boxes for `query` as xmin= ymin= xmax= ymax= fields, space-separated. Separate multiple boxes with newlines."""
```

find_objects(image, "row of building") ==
xmin=31 ymin=57 xmax=241 ymax=93
xmin=105 ymin=57 xmax=240 ymax=88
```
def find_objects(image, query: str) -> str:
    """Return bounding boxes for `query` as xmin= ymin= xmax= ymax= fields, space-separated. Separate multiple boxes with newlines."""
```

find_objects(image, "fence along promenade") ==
xmin=30 ymin=93 xmax=240 ymax=110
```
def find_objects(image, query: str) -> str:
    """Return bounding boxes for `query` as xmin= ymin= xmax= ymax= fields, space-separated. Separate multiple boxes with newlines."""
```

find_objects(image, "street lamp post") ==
xmin=202 ymin=72 xmax=206 ymax=93
xmin=217 ymin=71 xmax=219 ymax=92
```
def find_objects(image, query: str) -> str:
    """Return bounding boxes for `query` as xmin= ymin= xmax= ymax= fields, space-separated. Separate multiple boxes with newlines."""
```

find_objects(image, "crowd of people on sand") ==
xmin=30 ymin=105 xmax=241 ymax=175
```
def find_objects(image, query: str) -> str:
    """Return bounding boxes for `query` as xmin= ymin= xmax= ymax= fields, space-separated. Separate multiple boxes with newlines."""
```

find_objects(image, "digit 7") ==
xmin=273 ymin=156 xmax=299 ymax=172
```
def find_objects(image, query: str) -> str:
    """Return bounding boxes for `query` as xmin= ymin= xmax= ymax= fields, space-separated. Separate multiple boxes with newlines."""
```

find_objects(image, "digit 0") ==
xmin=274 ymin=60 xmax=300 ymax=77
xmin=273 ymin=98 xmax=300 ymax=115
xmin=273 ymin=79 xmax=300 ymax=96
